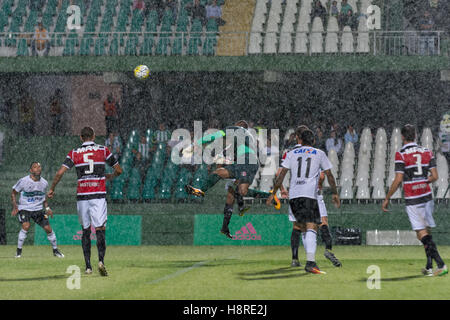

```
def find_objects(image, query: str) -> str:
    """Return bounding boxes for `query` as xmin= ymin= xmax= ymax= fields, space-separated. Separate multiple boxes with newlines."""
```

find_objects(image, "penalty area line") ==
xmin=147 ymin=260 xmax=210 ymax=285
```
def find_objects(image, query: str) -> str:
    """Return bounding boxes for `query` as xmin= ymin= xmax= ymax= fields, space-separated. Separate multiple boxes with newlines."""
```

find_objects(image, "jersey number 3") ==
xmin=413 ymin=154 xmax=422 ymax=176
xmin=83 ymin=153 xmax=94 ymax=174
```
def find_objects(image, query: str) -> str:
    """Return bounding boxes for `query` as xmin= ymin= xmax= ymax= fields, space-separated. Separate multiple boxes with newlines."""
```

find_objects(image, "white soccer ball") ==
xmin=134 ymin=65 xmax=150 ymax=79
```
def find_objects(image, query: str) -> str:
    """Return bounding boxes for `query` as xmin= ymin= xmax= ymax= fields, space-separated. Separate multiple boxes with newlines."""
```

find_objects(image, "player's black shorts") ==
xmin=17 ymin=210 xmax=49 ymax=228
xmin=225 ymin=163 xmax=259 ymax=184
xmin=289 ymin=197 xmax=321 ymax=225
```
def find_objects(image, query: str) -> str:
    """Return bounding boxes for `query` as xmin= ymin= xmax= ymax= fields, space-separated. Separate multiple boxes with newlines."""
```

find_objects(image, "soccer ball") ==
xmin=134 ymin=65 xmax=150 ymax=79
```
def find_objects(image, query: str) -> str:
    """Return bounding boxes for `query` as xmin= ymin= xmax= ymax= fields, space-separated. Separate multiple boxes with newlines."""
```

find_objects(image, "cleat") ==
xmin=269 ymin=190 xmax=281 ymax=210
xmin=85 ymin=268 xmax=93 ymax=275
xmin=324 ymin=249 xmax=342 ymax=267
xmin=433 ymin=265 xmax=448 ymax=277
xmin=220 ymin=229 xmax=233 ymax=239
xmin=185 ymin=185 xmax=205 ymax=197
xmin=98 ymin=262 xmax=108 ymax=277
xmin=53 ymin=248 xmax=65 ymax=258
xmin=421 ymin=268 xmax=433 ymax=276
xmin=15 ymin=248 xmax=22 ymax=258
xmin=305 ymin=262 xmax=326 ymax=274
xmin=238 ymin=206 xmax=250 ymax=217
xmin=291 ymin=259 xmax=301 ymax=267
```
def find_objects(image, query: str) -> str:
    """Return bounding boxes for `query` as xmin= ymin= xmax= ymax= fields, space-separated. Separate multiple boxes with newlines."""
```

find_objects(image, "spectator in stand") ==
xmin=154 ymin=123 xmax=171 ymax=144
xmin=326 ymin=130 xmax=343 ymax=155
xmin=315 ymin=126 xmax=326 ymax=151
xmin=18 ymin=93 xmax=35 ymax=137
xmin=344 ymin=124 xmax=358 ymax=148
xmin=165 ymin=0 xmax=178 ymax=23
xmin=206 ymin=0 xmax=226 ymax=26
xmin=105 ymin=131 xmax=122 ymax=162
xmin=310 ymin=0 xmax=327 ymax=26
xmin=31 ymin=22 xmax=50 ymax=57
xmin=132 ymin=0 xmax=146 ymax=12
xmin=103 ymin=93 xmax=118 ymax=135
xmin=49 ymin=89 xmax=64 ymax=135
xmin=341 ymin=9 xmax=358 ymax=30
xmin=132 ymin=135 xmax=152 ymax=179
xmin=338 ymin=0 xmax=353 ymax=29
xmin=418 ymin=10 xmax=436 ymax=55
xmin=330 ymin=0 xmax=339 ymax=17
xmin=186 ymin=0 xmax=207 ymax=25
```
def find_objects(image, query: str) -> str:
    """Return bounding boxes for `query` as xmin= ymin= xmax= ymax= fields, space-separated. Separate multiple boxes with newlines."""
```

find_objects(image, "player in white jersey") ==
xmin=277 ymin=126 xmax=341 ymax=268
xmin=11 ymin=162 xmax=64 ymax=258
xmin=268 ymin=128 xmax=340 ymax=274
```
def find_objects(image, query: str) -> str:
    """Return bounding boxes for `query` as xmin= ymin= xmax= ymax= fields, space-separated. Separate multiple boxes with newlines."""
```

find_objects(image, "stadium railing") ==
xmin=1 ymin=30 xmax=448 ymax=57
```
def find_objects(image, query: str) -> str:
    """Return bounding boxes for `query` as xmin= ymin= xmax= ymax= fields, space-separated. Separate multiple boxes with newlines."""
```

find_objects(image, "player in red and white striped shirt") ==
xmin=48 ymin=127 xmax=122 ymax=276
xmin=383 ymin=124 xmax=447 ymax=277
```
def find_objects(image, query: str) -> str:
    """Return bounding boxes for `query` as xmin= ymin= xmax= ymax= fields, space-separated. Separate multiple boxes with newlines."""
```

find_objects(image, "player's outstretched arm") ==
xmin=324 ymin=169 xmax=340 ymax=208
xmin=382 ymin=172 xmax=403 ymax=212
xmin=48 ymin=165 xmax=69 ymax=198
xmin=11 ymin=189 xmax=18 ymax=216
xmin=106 ymin=163 xmax=123 ymax=181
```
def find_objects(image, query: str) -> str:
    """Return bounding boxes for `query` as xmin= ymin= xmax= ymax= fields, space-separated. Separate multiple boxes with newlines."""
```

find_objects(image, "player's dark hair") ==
xmin=401 ymin=124 xmax=416 ymax=142
xmin=295 ymin=125 xmax=310 ymax=140
xmin=80 ymin=127 xmax=95 ymax=141
xmin=300 ymin=129 xmax=315 ymax=146
xmin=29 ymin=161 xmax=40 ymax=169
xmin=235 ymin=120 xmax=249 ymax=129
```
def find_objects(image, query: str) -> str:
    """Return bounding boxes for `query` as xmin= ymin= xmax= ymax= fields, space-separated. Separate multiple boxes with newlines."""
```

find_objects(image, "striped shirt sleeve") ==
xmin=63 ymin=150 xmax=75 ymax=169
xmin=394 ymin=151 xmax=404 ymax=173
xmin=105 ymin=147 xmax=119 ymax=167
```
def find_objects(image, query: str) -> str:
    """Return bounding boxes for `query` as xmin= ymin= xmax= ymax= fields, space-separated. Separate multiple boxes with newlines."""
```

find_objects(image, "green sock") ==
xmin=203 ymin=173 xmax=221 ymax=192
xmin=246 ymin=188 xmax=271 ymax=198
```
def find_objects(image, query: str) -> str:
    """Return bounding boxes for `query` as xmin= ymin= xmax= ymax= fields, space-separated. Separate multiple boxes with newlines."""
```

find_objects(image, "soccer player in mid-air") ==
xmin=48 ymin=127 xmax=122 ymax=276
xmin=382 ymin=124 xmax=447 ymax=276
xmin=268 ymin=128 xmax=340 ymax=274
xmin=277 ymin=125 xmax=341 ymax=268
xmin=185 ymin=120 xmax=280 ymax=238
xmin=11 ymin=162 xmax=64 ymax=258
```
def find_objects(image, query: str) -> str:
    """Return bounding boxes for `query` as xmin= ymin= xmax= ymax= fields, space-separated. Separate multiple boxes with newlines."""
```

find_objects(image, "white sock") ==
xmin=47 ymin=231 xmax=58 ymax=249
xmin=18 ymin=229 xmax=28 ymax=249
xmin=305 ymin=229 xmax=317 ymax=262
xmin=301 ymin=232 xmax=307 ymax=251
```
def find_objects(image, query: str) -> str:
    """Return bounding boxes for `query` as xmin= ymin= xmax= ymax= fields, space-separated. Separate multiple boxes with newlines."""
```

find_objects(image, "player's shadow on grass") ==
xmin=237 ymin=267 xmax=309 ymax=281
xmin=128 ymin=259 xmax=264 ymax=269
xmin=358 ymin=275 xmax=425 ymax=282
xmin=0 ymin=274 xmax=66 ymax=282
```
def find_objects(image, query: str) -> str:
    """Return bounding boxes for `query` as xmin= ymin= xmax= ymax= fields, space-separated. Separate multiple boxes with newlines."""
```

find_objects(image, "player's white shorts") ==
xmin=77 ymin=198 xmax=107 ymax=229
xmin=405 ymin=200 xmax=436 ymax=231
xmin=288 ymin=194 xmax=327 ymax=222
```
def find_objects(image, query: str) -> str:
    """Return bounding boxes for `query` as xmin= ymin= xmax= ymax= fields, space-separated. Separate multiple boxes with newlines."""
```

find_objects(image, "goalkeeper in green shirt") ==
xmin=185 ymin=120 xmax=280 ymax=238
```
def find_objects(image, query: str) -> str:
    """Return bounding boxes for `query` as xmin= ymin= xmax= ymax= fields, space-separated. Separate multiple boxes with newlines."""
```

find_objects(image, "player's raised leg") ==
xmin=185 ymin=167 xmax=229 ymax=197
xmin=221 ymin=187 xmax=235 ymax=239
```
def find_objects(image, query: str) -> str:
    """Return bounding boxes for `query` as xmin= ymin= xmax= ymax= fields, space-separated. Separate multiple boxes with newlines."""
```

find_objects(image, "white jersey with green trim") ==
xmin=12 ymin=175 xmax=48 ymax=212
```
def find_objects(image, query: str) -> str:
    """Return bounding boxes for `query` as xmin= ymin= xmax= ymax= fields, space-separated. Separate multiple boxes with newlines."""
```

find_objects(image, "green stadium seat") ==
xmin=63 ymin=31 xmax=79 ymax=56
xmin=206 ymin=18 xmax=218 ymax=32
xmin=109 ymin=35 xmax=119 ymax=55
xmin=110 ymin=178 xmax=124 ymax=201
xmin=130 ymin=9 xmax=144 ymax=32
xmin=24 ymin=11 xmax=39 ymax=33
xmin=79 ymin=36 xmax=93 ymax=55
xmin=127 ymin=168 xmax=142 ymax=200
xmin=156 ymin=180 xmax=173 ymax=200
xmin=203 ymin=36 xmax=217 ymax=55
xmin=174 ymin=168 xmax=193 ymax=201
xmin=94 ymin=36 xmax=107 ymax=55
xmin=139 ymin=35 xmax=154 ymax=55
xmin=16 ymin=38 xmax=28 ymax=56
xmin=125 ymin=34 xmax=139 ymax=55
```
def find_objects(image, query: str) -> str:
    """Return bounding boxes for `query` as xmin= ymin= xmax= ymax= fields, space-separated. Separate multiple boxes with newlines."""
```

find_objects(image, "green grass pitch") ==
xmin=0 ymin=245 xmax=449 ymax=300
